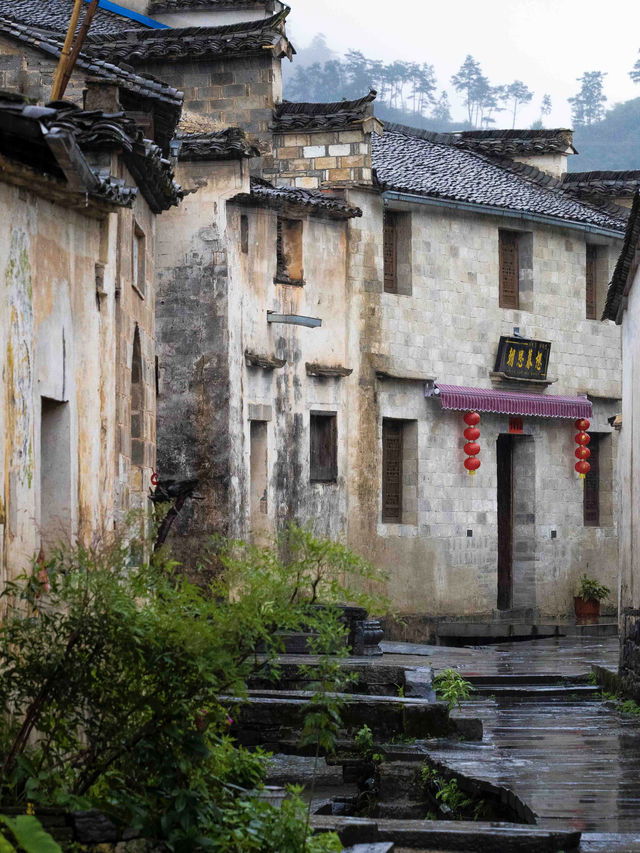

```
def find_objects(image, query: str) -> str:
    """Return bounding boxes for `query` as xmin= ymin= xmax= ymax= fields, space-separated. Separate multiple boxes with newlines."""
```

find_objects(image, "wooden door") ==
xmin=497 ymin=435 xmax=514 ymax=610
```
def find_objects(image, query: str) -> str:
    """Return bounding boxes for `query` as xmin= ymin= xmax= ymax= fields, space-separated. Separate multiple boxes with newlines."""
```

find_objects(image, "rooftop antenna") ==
xmin=51 ymin=0 xmax=100 ymax=101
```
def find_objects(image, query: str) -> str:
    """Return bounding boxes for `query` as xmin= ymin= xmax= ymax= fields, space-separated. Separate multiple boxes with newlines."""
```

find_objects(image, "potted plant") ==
xmin=574 ymin=574 xmax=610 ymax=622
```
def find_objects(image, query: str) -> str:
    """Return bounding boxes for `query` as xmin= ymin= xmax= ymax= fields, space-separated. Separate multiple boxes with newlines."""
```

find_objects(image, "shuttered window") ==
xmin=382 ymin=420 xmax=403 ymax=522
xmin=499 ymin=230 xmax=519 ymax=309
xmin=586 ymin=244 xmax=597 ymax=320
xmin=383 ymin=211 xmax=398 ymax=293
xmin=275 ymin=217 xmax=303 ymax=284
xmin=310 ymin=413 xmax=337 ymax=482
xmin=584 ymin=434 xmax=600 ymax=527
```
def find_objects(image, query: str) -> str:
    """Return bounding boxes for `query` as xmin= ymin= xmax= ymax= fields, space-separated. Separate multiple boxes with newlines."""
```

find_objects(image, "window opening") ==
xmin=310 ymin=412 xmax=337 ymax=482
xmin=499 ymin=229 xmax=520 ymax=309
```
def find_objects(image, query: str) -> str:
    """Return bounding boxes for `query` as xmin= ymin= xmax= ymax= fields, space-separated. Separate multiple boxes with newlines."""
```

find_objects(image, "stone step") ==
xmin=311 ymin=815 xmax=580 ymax=852
xmin=467 ymin=684 xmax=601 ymax=699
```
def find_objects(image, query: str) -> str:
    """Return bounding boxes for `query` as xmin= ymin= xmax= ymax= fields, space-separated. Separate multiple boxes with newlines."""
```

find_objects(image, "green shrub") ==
xmin=0 ymin=524 xmax=378 ymax=850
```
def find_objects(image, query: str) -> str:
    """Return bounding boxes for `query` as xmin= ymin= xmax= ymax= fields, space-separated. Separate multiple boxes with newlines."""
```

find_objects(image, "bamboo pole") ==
xmin=51 ymin=0 xmax=83 ymax=101
xmin=57 ymin=0 xmax=100 ymax=101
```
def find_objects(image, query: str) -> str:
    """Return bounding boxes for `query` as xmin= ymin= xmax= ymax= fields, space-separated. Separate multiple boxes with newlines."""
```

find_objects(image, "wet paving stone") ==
xmin=411 ymin=637 xmax=640 ymax=838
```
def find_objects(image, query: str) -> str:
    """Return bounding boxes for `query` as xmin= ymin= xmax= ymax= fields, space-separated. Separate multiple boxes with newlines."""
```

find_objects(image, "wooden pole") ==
xmin=51 ymin=0 xmax=83 ymax=101
xmin=58 ymin=0 xmax=101 ymax=102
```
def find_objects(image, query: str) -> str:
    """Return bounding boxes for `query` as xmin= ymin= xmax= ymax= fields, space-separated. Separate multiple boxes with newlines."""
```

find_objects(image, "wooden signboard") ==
xmin=494 ymin=336 xmax=551 ymax=381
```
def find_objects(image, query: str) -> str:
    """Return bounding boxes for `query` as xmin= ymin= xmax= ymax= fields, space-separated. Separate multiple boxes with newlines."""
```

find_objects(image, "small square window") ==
xmin=310 ymin=412 xmax=337 ymax=482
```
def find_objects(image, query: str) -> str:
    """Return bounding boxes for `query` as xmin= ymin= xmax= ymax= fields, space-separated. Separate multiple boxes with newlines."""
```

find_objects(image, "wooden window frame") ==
xmin=310 ymin=412 xmax=338 ymax=483
xmin=499 ymin=229 xmax=520 ymax=309
xmin=583 ymin=433 xmax=601 ymax=527
xmin=382 ymin=419 xmax=403 ymax=522
xmin=383 ymin=210 xmax=398 ymax=294
xmin=585 ymin=244 xmax=598 ymax=320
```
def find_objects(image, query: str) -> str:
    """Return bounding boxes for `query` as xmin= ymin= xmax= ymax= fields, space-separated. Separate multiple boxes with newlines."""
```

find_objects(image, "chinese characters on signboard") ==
xmin=494 ymin=336 xmax=551 ymax=381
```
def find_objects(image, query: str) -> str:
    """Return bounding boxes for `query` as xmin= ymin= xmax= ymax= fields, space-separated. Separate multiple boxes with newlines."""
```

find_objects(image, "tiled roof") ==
xmin=274 ymin=90 xmax=376 ymax=132
xmin=0 ymin=16 xmax=183 ymax=109
xmin=563 ymin=171 xmax=640 ymax=200
xmin=47 ymin=103 xmax=182 ymax=211
xmin=603 ymin=191 xmax=640 ymax=322
xmin=373 ymin=123 xmax=627 ymax=234
xmin=0 ymin=94 xmax=181 ymax=212
xmin=177 ymin=127 xmax=259 ymax=160
xmin=85 ymin=10 xmax=293 ymax=64
xmin=230 ymin=177 xmax=362 ymax=219
xmin=454 ymin=128 xmax=576 ymax=157
xmin=0 ymin=0 xmax=148 ymax=35
xmin=151 ymin=0 xmax=275 ymax=9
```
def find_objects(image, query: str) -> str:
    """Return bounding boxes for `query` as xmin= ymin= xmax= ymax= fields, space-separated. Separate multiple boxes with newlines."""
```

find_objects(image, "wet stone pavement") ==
xmin=383 ymin=635 xmax=640 ymax=850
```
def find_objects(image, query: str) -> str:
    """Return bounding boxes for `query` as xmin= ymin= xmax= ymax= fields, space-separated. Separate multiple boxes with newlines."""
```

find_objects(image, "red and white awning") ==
xmin=435 ymin=384 xmax=592 ymax=419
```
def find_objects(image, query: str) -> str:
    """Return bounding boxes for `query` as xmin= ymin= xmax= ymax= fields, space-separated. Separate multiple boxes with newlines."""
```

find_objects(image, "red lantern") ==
xmin=575 ymin=459 xmax=591 ymax=478
xmin=575 ymin=446 xmax=591 ymax=460
xmin=575 ymin=432 xmax=590 ymax=446
xmin=463 ymin=412 xmax=481 ymax=476
xmin=575 ymin=418 xmax=590 ymax=431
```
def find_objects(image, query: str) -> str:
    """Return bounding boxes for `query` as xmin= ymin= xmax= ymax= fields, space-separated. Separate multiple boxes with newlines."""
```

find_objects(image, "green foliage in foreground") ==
xmin=0 ymin=815 xmax=62 ymax=853
xmin=433 ymin=669 xmax=474 ymax=711
xmin=0 ymin=523 xmax=387 ymax=851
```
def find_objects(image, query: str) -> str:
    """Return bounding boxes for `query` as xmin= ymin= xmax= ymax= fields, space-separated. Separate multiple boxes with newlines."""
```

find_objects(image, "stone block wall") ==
xmin=262 ymin=128 xmax=374 ymax=189
xmin=620 ymin=609 xmax=640 ymax=699
xmin=340 ymin=188 xmax=622 ymax=619
xmin=142 ymin=54 xmax=281 ymax=146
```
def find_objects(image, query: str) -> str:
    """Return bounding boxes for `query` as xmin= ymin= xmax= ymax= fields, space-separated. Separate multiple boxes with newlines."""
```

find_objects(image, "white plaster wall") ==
xmin=0 ymin=184 xmax=118 ymax=585
xmin=620 ymin=269 xmax=640 ymax=615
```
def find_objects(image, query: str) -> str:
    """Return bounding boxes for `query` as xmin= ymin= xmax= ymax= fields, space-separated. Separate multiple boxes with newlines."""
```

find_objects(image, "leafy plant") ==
xmin=420 ymin=766 xmax=487 ymax=821
xmin=576 ymin=574 xmax=610 ymax=602
xmin=0 ymin=525 xmax=367 ymax=851
xmin=354 ymin=725 xmax=384 ymax=764
xmin=433 ymin=669 xmax=474 ymax=710
xmin=0 ymin=815 xmax=62 ymax=852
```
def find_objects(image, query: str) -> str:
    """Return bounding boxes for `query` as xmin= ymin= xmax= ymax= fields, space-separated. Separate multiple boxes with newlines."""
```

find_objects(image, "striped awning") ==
xmin=435 ymin=384 xmax=592 ymax=419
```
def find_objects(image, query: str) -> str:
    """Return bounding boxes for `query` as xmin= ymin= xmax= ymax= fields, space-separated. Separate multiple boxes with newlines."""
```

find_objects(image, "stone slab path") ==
xmin=386 ymin=636 xmax=640 ymax=847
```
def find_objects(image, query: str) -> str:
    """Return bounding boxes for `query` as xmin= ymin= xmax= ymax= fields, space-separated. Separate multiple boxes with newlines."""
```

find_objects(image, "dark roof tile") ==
xmin=0 ymin=0 xmax=148 ymax=35
xmin=274 ymin=90 xmax=376 ymax=131
xmin=563 ymin=170 xmax=640 ymax=199
xmin=231 ymin=176 xmax=362 ymax=219
xmin=373 ymin=123 xmax=627 ymax=234
xmin=603 ymin=191 xmax=640 ymax=321
xmin=455 ymin=128 xmax=576 ymax=156
xmin=176 ymin=127 xmax=259 ymax=160
xmin=85 ymin=10 xmax=293 ymax=63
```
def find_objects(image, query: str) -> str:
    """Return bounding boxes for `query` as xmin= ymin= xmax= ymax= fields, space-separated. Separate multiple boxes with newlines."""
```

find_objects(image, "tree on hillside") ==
xmin=451 ymin=54 xmax=484 ymax=124
xmin=540 ymin=93 xmax=552 ymax=124
xmin=503 ymin=80 xmax=534 ymax=128
xmin=630 ymin=51 xmax=640 ymax=84
xmin=431 ymin=90 xmax=452 ymax=122
xmin=568 ymin=71 xmax=607 ymax=126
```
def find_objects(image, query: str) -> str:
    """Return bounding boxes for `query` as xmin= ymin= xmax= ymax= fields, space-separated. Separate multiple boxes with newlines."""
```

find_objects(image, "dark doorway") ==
xmin=497 ymin=434 xmax=514 ymax=610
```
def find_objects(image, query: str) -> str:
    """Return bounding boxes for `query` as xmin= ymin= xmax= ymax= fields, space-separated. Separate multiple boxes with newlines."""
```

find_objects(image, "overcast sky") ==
xmin=285 ymin=0 xmax=640 ymax=128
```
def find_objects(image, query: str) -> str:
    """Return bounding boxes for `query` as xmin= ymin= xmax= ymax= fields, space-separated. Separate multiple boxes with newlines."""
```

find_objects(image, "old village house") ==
xmin=0 ymin=2 xmax=182 ymax=585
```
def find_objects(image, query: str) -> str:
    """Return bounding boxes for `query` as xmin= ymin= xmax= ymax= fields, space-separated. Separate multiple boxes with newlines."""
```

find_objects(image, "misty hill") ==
xmin=283 ymin=37 xmax=640 ymax=172
xmin=570 ymin=98 xmax=640 ymax=172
